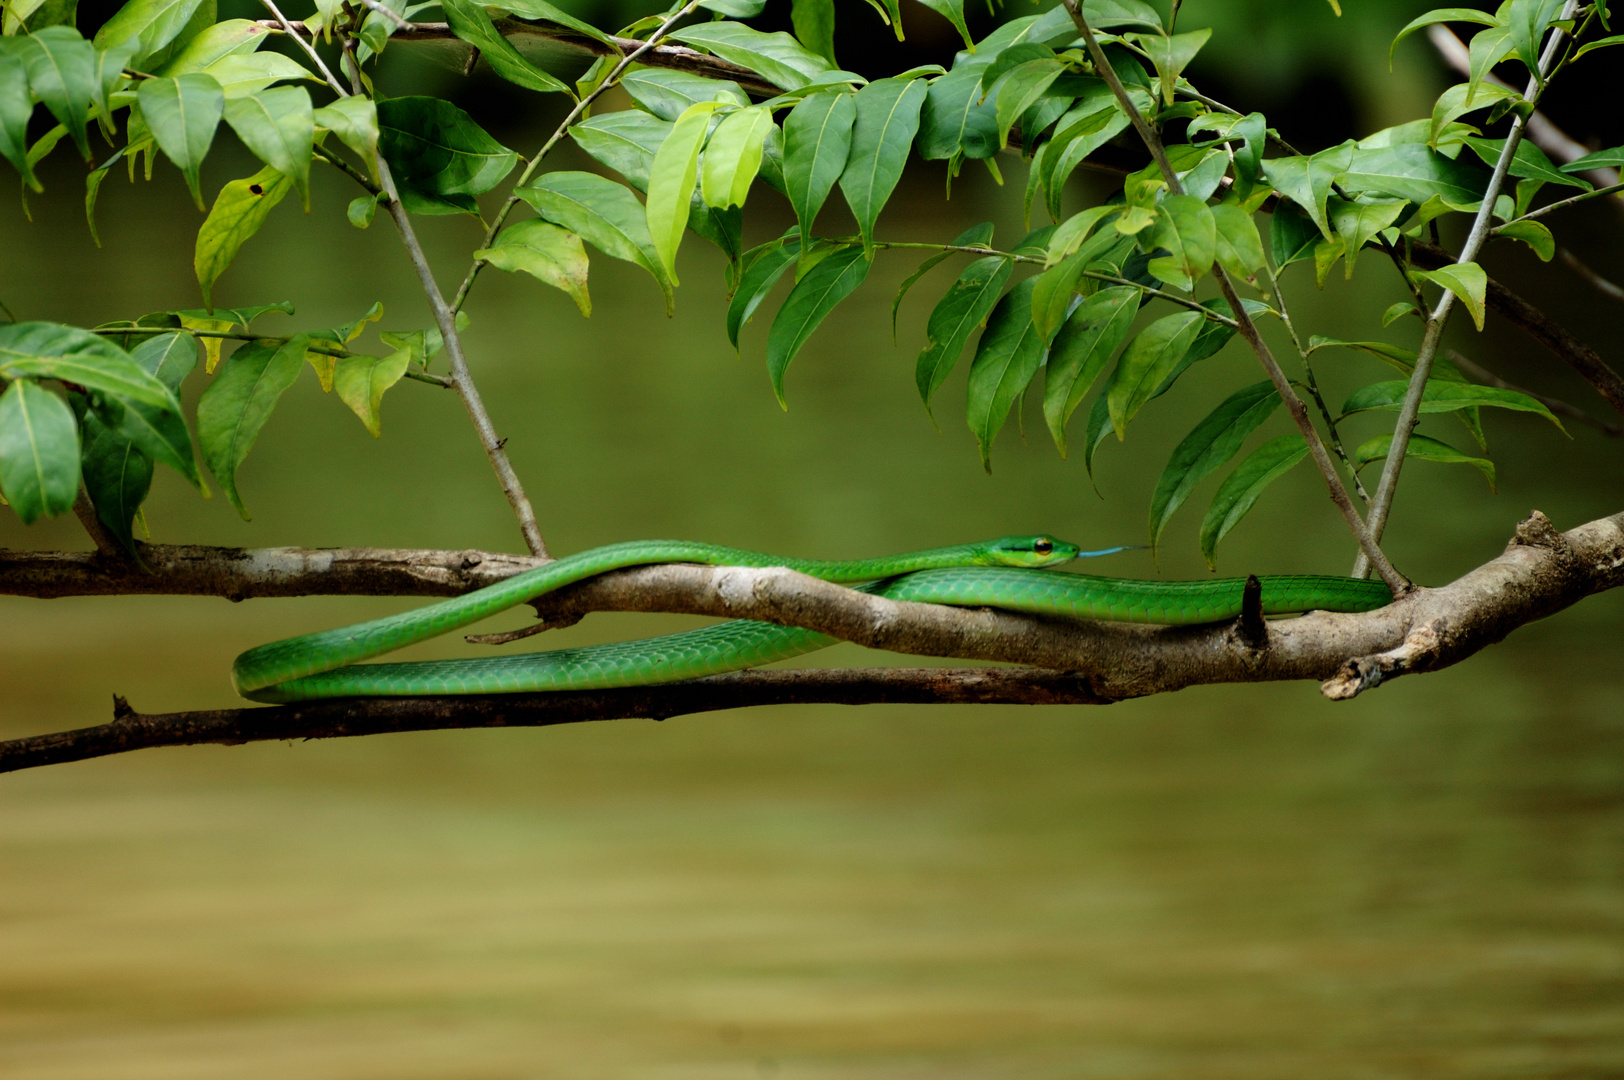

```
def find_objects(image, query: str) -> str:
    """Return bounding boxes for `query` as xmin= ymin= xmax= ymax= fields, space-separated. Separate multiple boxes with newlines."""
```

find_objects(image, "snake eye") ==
xmin=1033 ymin=538 xmax=1053 ymax=555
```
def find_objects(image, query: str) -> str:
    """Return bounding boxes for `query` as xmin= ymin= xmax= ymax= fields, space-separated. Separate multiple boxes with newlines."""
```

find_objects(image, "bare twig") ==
xmin=1446 ymin=350 xmax=1624 ymax=436
xmin=1061 ymin=0 xmax=1406 ymax=594
xmin=3 ymin=509 xmax=1620 ymax=774
xmin=0 ymin=669 xmax=1109 ymax=773
xmin=1558 ymin=248 xmax=1624 ymax=304
xmin=70 ymin=489 xmax=124 ymax=559
xmin=1356 ymin=1 xmax=1582 ymax=579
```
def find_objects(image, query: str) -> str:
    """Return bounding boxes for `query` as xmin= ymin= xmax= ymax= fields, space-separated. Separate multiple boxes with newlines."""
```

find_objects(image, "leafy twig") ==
xmin=1061 ymin=0 xmax=1407 ymax=594
xmin=258 ymin=0 xmax=347 ymax=96
xmin=1446 ymin=350 xmax=1623 ymax=436
xmin=1499 ymin=181 xmax=1624 ymax=228
xmin=449 ymin=0 xmax=708 ymax=314
xmin=1356 ymin=0 xmax=1582 ymax=578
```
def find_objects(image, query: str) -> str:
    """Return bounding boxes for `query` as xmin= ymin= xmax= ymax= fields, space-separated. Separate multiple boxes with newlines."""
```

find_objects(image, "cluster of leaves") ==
xmin=0 ymin=0 xmax=1617 ymax=565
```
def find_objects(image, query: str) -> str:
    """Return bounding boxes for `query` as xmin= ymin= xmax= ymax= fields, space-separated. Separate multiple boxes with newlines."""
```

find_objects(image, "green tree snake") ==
xmin=232 ymin=537 xmax=1394 ymax=703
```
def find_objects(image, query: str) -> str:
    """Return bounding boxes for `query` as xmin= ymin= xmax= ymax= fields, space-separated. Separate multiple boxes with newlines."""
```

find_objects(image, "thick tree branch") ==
xmin=1 ymin=510 xmax=1619 ymax=776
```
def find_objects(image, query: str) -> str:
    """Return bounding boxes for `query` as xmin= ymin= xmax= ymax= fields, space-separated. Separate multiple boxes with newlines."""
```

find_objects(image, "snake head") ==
xmin=984 ymin=535 xmax=1083 ymax=568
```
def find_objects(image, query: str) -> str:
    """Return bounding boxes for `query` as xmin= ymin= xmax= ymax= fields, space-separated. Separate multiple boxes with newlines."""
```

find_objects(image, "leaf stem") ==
xmin=1062 ymin=0 xmax=1406 ymax=593
xmin=1354 ymin=0 xmax=1581 ymax=578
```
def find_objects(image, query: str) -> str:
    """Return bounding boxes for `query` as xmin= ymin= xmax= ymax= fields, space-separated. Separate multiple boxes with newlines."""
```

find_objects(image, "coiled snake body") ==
xmin=232 ymin=537 xmax=1392 ymax=703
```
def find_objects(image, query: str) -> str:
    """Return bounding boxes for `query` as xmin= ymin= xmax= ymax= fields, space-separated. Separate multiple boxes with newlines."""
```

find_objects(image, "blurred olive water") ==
xmin=3 ymin=48 xmax=1624 ymax=1077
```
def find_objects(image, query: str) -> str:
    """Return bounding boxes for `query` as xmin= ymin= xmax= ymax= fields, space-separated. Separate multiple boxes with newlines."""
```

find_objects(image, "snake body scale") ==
xmin=233 ymin=537 xmax=1393 ymax=703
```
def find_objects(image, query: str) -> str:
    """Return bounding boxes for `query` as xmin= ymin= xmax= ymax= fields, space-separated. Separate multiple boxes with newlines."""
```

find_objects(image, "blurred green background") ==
xmin=3 ymin=1 xmax=1623 ymax=1075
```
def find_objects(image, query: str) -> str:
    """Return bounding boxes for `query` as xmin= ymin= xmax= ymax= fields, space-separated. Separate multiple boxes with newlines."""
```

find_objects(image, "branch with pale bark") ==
xmin=3 ymin=509 xmax=1620 ymax=774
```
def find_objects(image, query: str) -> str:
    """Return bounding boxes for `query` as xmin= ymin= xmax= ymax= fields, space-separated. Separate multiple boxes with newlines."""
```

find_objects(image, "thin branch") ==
xmin=1061 ymin=0 xmax=1406 ymax=594
xmin=1558 ymin=247 xmax=1624 ymax=304
xmin=353 ymin=0 xmax=411 ymax=32
xmin=258 ymin=0 xmax=346 ymax=96
xmin=0 ymin=669 xmax=1109 ymax=773
xmin=1356 ymin=1 xmax=1581 ymax=579
xmin=1499 ymin=181 xmax=1624 ymax=228
xmin=3 ymin=509 xmax=1620 ymax=774
xmin=1446 ymin=350 xmax=1624 ymax=436
xmin=70 ymin=489 xmax=124 ymax=559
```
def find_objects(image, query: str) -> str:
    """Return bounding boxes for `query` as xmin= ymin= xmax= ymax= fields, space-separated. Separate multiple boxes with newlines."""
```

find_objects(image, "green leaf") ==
xmin=474 ymin=219 xmax=590 ymax=317
xmin=195 ymin=337 xmax=305 ymax=518
xmin=94 ymin=0 xmax=207 ymax=68
xmin=1389 ymin=7 xmax=1499 ymax=64
xmin=0 ymin=379 xmax=80 ymax=525
xmin=766 ymin=245 xmax=871 ymax=407
xmin=645 ymin=100 xmax=721 ymax=286
xmin=1431 ymin=81 xmax=1520 ymax=144
xmin=1211 ymin=203 xmax=1266 ymax=284
xmin=0 ymin=43 xmax=38 ymax=190
xmin=1560 ymin=144 xmax=1624 ymax=172
xmin=621 ymin=69 xmax=747 ymax=121
xmin=194 ymin=165 xmax=292 ymax=311
xmin=518 ymin=170 xmax=673 ymax=315
xmin=668 ymin=24 xmax=833 ymax=90
xmin=333 ymin=349 xmax=410 ymax=437
xmin=1328 ymin=197 xmax=1406 ymax=278
xmin=966 ymin=278 xmax=1045 ymax=472
xmin=84 ymin=330 xmax=204 ymax=493
xmin=916 ymin=64 xmax=999 ymax=162
xmin=1496 ymin=218 xmax=1554 ymax=260
xmin=1353 ymin=432 xmax=1496 ymax=491
xmin=1269 ymin=201 xmax=1319 ymax=270
xmin=1143 ymin=194 xmax=1216 ymax=292
xmin=1263 ymin=143 xmax=1353 ymax=239
xmin=783 ymin=90 xmax=856 ymax=250
xmin=571 ymin=109 xmax=671 ymax=185
xmin=1462 ymin=134 xmax=1589 ymax=189
xmin=991 ymin=58 xmax=1064 ymax=150
xmin=1507 ymin=0 xmax=1565 ymax=73
xmin=222 ymin=84 xmax=313 ymax=210
xmin=1571 ymin=33 xmax=1624 ymax=60
xmin=313 ymin=95 xmax=379 ymax=177
xmin=1410 ymin=261 xmax=1487 ymax=330
xmin=1127 ymin=27 xmax=1210 ymax=105
xmin=701 ymin=104 xmax=772 ymax=210
xmin=91 ymin=38 xmax=138 ymax=139
xmin=1341 ymin=379 xmax=1564 ymax=431
xmin=348 ymin=193 xmax=378 ymax=228
xmin=914 ymin=0 xmax=972 ymax=49
xmin=441 ymin=0 xmax=571 ymax=95
xmin=1199 ymin=434 xmax=1309 ymax=569
xmin=489 ymin=0 xmax=619 ymax=49
xmin=916 ymin=255 xmax=1013 ymax=411
xmin=130 ymin=329 xmax=200 ymax=391
xmin=81 ymin=411 xmax=155 ymax=557
xmin=791 ymin=0 xmax=837 ymax=65
xmin=137 ymin=73 xmax=224 ymax=209
xmin=377 ymin=96 xmax=517 ymax=204
xmin=204 ymin=52 xmax=316 ymax=99
xmin=728 ymin=233 xmax=801 ymax=348
xmin=1083 ymin=0 xmax=1163 ymax=30
xmin=1149 ymin=381 xmax=1281 ymax=549
xmin=1106 ymin=310 xmax=1203 ymax=438
xmin=0 ymin=322 xmax=177 ymax=409
xmin=150 ymin=18 xmax=270 ymax=76
xmin=838 ymin=76 xmax=928 ymax=256
xmin=19 ymin=26 xmax=96 ymax=161
xmin=1042 ymin=285 xmax=1137 ymax=456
